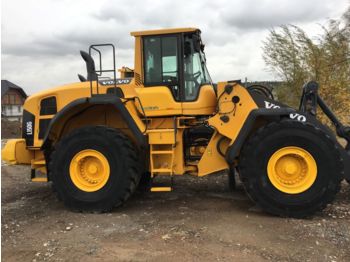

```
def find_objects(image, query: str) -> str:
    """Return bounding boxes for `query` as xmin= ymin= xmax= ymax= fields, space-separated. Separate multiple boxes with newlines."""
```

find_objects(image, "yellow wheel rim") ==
xmin=267 ymin=146 xmax=317 ymax=194
xmin=69 ymin=149 xmax=110 ymax=192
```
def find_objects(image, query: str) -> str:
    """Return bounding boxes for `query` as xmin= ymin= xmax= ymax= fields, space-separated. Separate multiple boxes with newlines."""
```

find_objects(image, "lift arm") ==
xmin=299 ymin=81 xmax=350 ymax=180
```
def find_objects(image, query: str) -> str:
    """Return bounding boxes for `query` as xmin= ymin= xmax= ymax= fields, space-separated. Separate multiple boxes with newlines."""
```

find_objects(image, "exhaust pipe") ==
xmin=80 ymin=51 xmax=98 ymax=81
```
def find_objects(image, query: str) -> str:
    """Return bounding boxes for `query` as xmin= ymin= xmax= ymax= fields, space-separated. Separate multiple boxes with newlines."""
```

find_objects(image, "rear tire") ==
xmin=50 ymin=126 xmax=142 ymax=212
xmin=239 ymin=120 xmax=343 ymax=218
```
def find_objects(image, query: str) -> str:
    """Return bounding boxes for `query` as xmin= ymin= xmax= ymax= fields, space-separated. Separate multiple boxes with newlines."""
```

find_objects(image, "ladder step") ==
xmin=32 ymin=177 xmax=48 ymax=182
xmin=151 ymin=187 xmax=172 ymax=192
xmin=151 ymin=151 xmax=174 ymax=154
xmin=32 ymin=160 xmax=46 ymax=165
xmin=152 ymin=168 xmax=172 ymax=173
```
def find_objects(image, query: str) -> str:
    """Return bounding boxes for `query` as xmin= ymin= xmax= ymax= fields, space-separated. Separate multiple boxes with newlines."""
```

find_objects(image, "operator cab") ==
xmin=142 ymin=30 xmax=212 ymax=101
xmin=132 ymin=28 xmax=217 ymax=116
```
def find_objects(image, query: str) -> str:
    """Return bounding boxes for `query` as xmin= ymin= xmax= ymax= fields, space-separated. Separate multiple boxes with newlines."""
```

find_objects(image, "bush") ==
xmin=262 ymin=8 xmax=350 ymax=126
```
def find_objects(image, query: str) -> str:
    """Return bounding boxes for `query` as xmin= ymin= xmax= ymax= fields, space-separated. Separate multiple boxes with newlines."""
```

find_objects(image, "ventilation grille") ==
xmin=134 ymin=73 xmax=142 ymax=86
xmin=40 ymin=97 xmax=57 ymax=115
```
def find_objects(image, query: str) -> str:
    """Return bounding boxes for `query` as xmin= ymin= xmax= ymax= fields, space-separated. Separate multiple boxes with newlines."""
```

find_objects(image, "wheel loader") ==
xmin=2 ymin=28 xmax=350 ymax=218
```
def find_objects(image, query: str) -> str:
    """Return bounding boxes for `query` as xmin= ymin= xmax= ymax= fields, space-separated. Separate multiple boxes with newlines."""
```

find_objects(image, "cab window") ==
xmin=143 ymin=36 xmax=180 ymax=99
xmin=183 ymin=35 xmax=211 ymax=101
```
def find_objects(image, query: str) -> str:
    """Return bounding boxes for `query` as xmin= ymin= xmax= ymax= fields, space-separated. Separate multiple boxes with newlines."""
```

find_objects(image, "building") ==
xmin=1 ymin=80 xmax=28 ymax=121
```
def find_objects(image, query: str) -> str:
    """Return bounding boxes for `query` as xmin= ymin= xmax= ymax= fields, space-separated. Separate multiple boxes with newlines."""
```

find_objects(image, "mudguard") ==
xmin=41 ymin=95 xmax=146 ymax=150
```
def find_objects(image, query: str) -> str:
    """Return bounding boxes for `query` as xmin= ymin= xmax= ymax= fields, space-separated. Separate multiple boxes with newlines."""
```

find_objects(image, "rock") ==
xmin=162 ymin=234 xmax=171 ymax=240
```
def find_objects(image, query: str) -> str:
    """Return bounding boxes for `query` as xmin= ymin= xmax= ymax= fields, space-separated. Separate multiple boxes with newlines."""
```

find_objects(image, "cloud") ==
xmin=1 ymin=0 xmax=348 ymax=94
xmin=221 ymin=0 xmax=335 ymax=30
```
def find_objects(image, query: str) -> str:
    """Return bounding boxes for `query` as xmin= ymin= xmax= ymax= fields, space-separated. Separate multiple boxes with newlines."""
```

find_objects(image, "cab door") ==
xmin=181 ymin=34 xmax=216 ymax=115
xmin=136 ymin=35 xmax=182 ymax=117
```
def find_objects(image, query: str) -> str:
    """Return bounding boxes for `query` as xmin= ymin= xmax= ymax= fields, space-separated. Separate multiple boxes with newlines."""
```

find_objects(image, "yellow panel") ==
xmin=2 ymin=139 xmax=33 ymax=165
xmin=148 ymin=129 xmax=175 ymax=144
xmin=208 ymin=83 xmax=258 ymax=141
xmin=197 ymin=82 xmax=258 ymax=177
xmin=135 ymin=86 xmax=182 ymax=116
xmin=197 ymin=132 xmax=229 ymax=176
xmin=131 ymin=28 xmax=198 ymax=36
xmin=182 ymin=85 xmax=217 ymax=115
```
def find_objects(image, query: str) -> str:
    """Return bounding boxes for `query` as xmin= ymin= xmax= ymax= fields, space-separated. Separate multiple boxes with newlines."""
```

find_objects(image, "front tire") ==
xmin=239 ymin=120 xmax=343 ymax=218
xmin=50 ymin=126 xmax=142 ymax=212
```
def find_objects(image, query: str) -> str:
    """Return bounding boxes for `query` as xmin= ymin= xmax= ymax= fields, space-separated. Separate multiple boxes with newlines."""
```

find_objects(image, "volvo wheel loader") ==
xmin=2 ymin=28 xmax=350 ymax=218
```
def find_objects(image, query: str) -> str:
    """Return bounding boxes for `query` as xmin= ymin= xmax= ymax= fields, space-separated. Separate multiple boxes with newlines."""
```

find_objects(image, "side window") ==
xmin=144 ymin=37 xmax=162 ymax=83
xmin=161 ymin=37 xmax=178 ymax=83
xmin=144 ymin=36 xmax=179 ymax=93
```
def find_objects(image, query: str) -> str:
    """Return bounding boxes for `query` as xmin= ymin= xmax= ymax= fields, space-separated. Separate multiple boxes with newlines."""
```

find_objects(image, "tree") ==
xmin=263 ymin=8 xmax=350 ymax=126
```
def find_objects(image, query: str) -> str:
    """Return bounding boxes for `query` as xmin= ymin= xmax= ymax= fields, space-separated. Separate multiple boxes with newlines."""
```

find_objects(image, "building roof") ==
xmin=1 ymin=80 xmax=28 ymax=98
xmin=130 ymin=27 xmax=199 ymax=37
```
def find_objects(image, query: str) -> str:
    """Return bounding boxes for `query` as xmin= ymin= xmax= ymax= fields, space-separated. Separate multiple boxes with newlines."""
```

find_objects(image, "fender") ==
xmin=41 ymin=95 xmax=146 ymax=150
xmin=225 ymin=107 xmax=294 ymax=164
xmin=250 ymin=91 xmax=340 ymax=139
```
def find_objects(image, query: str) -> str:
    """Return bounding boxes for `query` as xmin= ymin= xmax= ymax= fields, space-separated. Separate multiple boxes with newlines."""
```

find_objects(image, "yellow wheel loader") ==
xmin=2 ymin=28 xmax=350 ymax=217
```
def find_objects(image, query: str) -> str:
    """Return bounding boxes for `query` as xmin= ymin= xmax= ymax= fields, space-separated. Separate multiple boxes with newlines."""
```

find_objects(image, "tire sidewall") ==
xmin=240 ymin=120 xmax=342 ymax=216
xmin=51 ymin=127 xmax=136 ymax=209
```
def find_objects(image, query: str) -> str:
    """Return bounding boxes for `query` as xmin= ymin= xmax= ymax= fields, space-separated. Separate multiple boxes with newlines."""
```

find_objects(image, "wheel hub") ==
xmin=69 ymin=149 xmax=110 ymax=192
xmin=284 ymin=162 xmax=297 ymax=175
xmin=267 ymin=146 xmax=317 ymax=194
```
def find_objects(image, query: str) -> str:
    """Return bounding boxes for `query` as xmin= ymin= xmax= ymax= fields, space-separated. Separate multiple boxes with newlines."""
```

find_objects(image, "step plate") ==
xmin=151 ymin=187 xmax=172 ymax=192
xmin=31 ymin=177 xmax=48 ymax=182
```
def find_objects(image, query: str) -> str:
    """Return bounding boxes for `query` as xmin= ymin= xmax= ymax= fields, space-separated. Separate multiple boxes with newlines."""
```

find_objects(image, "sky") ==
xmin=1 ymin=0 xmax=349 ymax=95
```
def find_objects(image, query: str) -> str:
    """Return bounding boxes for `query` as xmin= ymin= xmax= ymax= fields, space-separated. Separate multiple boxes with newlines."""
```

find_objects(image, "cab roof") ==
xmin=130 ymin=28 xmax=199 ymax=37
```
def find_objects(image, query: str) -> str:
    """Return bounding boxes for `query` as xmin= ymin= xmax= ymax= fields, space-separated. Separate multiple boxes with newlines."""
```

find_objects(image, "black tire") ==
xmin=239 ymin=120 xmax=343 ymax=218
xmin=50 ymin=126 xmax=142 ymax=212
xmin=137 ymin=171 xmax=152 ymax=191
xmin=228 ymin=167 xmax=236 ymax=191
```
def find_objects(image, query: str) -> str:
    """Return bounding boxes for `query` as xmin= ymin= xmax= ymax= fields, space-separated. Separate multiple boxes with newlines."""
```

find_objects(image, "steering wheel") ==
xmin=185 ymin=71 xmax=202 ymax=87
xmin=193 ymin=71 xmax=202 ymax=79
xmin=192 ymin=71 xmax=201 ymax=87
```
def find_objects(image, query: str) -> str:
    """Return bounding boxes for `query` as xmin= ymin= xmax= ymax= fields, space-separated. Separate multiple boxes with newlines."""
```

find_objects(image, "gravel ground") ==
xmin=1 ymin=120 xmax=21 ymax=139
xmin=1 ymin=140 xmax=350 ymax=262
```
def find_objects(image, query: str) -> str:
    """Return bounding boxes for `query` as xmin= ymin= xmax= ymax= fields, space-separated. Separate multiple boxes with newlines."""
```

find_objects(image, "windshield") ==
xmin=183 ymin=35 xmax=212 ymax=101
xmin=199 ymin=50 xmax=212 ymax=83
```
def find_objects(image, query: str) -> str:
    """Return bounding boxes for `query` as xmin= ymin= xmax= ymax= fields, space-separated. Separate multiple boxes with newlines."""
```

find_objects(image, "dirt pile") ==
xmin=1 ymin=118 xmax=21 ymax=138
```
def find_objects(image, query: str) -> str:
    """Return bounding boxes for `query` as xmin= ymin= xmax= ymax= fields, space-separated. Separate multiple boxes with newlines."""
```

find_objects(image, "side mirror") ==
xmin=192 ymin=34 xmax=201 ymax=52
xmin=184 ymin=41 xmax=192 ymax=57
